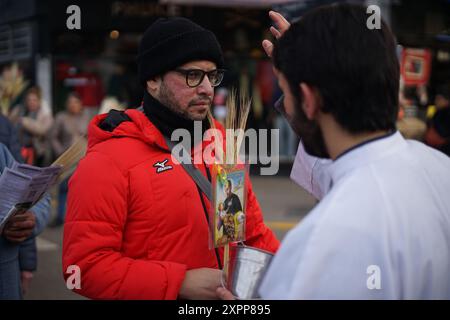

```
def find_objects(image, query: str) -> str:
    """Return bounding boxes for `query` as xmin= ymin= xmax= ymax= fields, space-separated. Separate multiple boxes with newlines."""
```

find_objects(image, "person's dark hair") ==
xmin=227 ymin=179 xmax=232 ymax=189
xmin=25 ymin=86 xmax=42 ymax=100
xmin=273 ymin=3 xmax=400 ymax=133
xmin=66 ymin=91 xmax=82 ymax=102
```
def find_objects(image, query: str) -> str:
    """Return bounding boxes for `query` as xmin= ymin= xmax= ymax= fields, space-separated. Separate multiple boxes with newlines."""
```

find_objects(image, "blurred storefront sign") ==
xmin=401 ymin=48 xmax=432 ymax=86
xmin=0 ymin=0 xmax=36 ymax=24
xmin=111 ymin=1 xmax=191 ymax=18
xmin=0 ymin=23 xmax=33 ymax=64
xmin=437 ymin=50 xmax=450 ymax=63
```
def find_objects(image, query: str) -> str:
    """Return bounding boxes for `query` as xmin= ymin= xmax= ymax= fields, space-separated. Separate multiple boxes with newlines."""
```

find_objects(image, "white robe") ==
xmin=260 ymin=132 xmax=450 ymax=299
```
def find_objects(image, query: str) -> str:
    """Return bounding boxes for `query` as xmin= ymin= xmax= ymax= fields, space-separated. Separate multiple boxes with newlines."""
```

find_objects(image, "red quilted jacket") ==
xmin=62 ymin=109 xmax=279 ymax=299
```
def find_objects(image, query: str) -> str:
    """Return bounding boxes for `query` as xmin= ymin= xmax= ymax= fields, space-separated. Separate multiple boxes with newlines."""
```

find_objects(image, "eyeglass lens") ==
xmin=186 ymin=70 xmax=224 ymax=87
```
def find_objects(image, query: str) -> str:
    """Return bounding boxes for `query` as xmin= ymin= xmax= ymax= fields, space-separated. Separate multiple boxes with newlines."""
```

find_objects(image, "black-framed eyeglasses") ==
xmin=174 ymin=68 xmax=225 ymax=88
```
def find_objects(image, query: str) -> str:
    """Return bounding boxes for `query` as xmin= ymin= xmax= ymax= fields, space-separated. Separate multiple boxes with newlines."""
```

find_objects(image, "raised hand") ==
xmin=262 ymin=11 xmax=291 ymax=58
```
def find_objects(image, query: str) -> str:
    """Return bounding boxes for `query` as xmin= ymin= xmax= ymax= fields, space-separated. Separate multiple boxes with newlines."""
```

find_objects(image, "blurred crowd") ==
xmin=397 ymin=84 xmax=450 ymax=156
xmin=0 ymin=86 xmax=126 ymax=227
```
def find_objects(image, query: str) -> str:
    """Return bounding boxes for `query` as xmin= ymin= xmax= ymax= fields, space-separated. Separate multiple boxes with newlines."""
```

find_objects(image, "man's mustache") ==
xmin=189 ymin=96 xmax=212 ymax=107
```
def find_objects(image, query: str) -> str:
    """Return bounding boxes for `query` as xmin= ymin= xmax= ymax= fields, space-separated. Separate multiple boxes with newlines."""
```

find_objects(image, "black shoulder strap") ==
xmin=164 ymin=136 xmax=212 ymax=201
xmin=99 ymin=110 xmax=131 ymax=132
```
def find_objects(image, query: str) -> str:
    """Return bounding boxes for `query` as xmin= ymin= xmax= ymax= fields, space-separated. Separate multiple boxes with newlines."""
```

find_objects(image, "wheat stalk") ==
xmin=236 ymin=91 xmax=251 ymax=164
xmin=52 ymin=136 xmax=88 ymax=181
xmin=224 ymin=89 xmax=251 ymax=165
xmin=207 ymin=110 xmax=225 ymax=164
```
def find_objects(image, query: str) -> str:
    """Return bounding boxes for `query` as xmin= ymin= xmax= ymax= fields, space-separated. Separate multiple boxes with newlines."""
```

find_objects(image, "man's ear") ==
xmin=146 ymin=77 xmax=162 ymax=95
xmin=299 ymin=83 xmax=320 ymax=120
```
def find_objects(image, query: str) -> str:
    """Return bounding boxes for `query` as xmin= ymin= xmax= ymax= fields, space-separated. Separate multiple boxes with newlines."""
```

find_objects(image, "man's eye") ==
xmin=188 ymin=71 xmax=202 ymax=80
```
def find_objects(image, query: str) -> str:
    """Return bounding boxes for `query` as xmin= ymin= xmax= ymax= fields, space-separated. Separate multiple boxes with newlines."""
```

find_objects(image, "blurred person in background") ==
xmin=0 ymin=113 xmax=22 ymax=162
xmin=425 ymin=85 xmax=450 ymax=156
xmin=0 ymin=114 xmax=39 ymax=297
xmin=49 ymin=92 xmax=90 ymax=227
xmin=396 ymin=86 xmax=426 ymax=140
xmin=0 ymin=143 xmax=51 ymax=299
xmin=9 ymin=86 xmax=53 ymax=166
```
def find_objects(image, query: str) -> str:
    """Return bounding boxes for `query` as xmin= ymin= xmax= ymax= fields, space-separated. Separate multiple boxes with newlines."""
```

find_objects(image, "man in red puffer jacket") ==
xmin=62 ymin=17 xmax=279 ymax=300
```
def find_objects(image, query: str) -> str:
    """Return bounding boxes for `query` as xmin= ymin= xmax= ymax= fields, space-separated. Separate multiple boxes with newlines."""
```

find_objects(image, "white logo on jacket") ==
xmin=153 ymin=159 xmax=173 ymax=173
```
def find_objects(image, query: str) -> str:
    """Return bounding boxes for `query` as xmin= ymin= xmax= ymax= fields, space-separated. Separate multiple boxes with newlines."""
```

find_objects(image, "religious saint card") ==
xmin=210 ymin=164 xmax=247 ymax=248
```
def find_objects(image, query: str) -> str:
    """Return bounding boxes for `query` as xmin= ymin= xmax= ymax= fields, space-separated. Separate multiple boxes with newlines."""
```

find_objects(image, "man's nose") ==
xmin=196 ymin=75 xmax=214 ymax=96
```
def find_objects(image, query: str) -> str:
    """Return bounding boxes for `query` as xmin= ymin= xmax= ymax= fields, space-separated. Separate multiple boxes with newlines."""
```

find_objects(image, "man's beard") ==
xmin=276 ymin=94 xmax=330 ymax=159
xmin=158 ymin=81 xmax=212 ymax=121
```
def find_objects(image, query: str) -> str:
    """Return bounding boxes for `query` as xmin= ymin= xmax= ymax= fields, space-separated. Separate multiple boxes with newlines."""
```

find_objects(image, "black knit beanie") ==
xmin=137 ymin=17 xmax=225 ymax=86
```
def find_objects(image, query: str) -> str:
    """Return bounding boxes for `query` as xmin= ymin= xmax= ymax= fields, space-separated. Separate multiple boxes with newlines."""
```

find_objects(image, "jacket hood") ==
xmin=87 ymin=109 xmax=167 ymax=151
